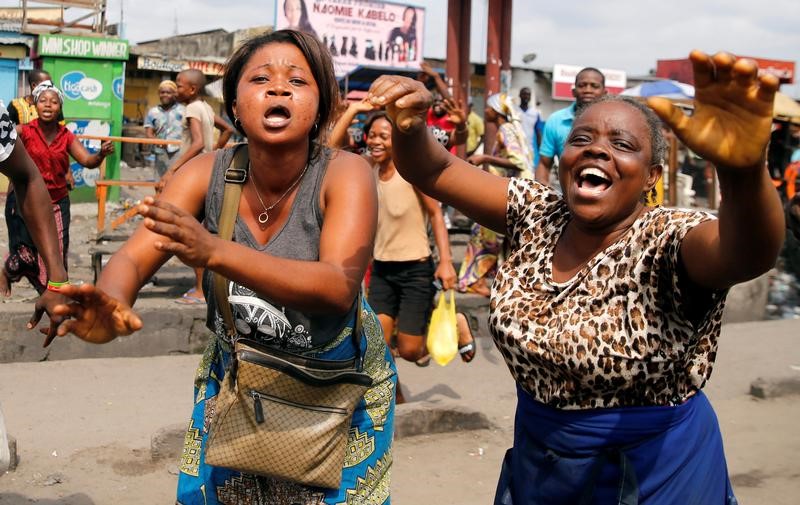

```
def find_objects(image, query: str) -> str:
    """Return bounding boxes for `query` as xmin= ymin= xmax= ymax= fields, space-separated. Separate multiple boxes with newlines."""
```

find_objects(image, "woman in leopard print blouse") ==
xmin=366 ymin=51 xmax=785 ymax=504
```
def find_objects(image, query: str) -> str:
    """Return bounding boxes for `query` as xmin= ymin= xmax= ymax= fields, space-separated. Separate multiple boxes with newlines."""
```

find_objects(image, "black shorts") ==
xmin=368 ymin=258 xmax=436 ymax=336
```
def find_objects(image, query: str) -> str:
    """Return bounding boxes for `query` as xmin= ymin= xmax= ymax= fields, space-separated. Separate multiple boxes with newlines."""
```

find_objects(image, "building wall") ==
xmin=123 ymin=74 xmax=163 ymax=124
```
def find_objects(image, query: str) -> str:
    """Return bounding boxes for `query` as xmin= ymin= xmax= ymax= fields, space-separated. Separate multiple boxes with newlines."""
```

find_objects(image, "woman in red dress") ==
xmin=1 ymin=81 xmax=113 ymax=294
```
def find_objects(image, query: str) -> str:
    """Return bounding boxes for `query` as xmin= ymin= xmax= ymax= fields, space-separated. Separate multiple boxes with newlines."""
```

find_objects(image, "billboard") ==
xmin=551 ymin=64 xmax=626 ymax=101
xmin=38 ymin=34 xmax=129 ymax=61
xmin=274 ymin=0 xmax=425 ymax=77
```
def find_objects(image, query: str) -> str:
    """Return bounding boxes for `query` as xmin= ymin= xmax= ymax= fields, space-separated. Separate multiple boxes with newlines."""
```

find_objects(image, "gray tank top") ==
xmin=202 ymin=145 xmax=355 ymax=350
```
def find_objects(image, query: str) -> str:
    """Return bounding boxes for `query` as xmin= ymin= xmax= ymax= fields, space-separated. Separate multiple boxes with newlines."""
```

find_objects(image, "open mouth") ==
xmin=576 ymin=167 xmax=612 ymax=193
xmin=264 ymin=105 xmax=291 ymax=128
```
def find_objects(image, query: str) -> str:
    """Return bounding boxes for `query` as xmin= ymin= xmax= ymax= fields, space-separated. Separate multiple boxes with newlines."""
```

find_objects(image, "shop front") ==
xmin=37 ymin=33 xmax=128 ymax=202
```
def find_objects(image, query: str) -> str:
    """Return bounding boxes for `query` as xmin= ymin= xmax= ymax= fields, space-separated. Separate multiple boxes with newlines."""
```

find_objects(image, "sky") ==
xmin=8 ymin=0 xmax=800 ymax=97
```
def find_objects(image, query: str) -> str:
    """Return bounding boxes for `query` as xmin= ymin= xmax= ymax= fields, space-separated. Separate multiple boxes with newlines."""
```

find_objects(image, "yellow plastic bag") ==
xmin=426 ymin=289 xmax=458 ymax=366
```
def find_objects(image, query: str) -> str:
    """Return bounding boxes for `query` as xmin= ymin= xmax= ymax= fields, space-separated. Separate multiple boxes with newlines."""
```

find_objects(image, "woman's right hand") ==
xmin=368 ymin=76 xmax=431 ymax=133
xmin=53 ymin=283 xmax=143 ymax=344
xmin=349 ymin=99 xmax=376 ymax=114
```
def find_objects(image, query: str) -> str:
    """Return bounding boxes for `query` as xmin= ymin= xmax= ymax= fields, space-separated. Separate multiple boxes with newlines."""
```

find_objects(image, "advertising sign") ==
xmin=551 ymin=64 xmax=626 ymax=100
xmin=136 ymin=56 xmax=225 ymax=76
xmin=53 ymin=59 xmax=114 ymax=119
xmin=38 ymin=34 xmax=129 ymax=61
xmin=274 ymin=0 xmax=425 ymax=77
xmin=657 ymin=56 xmax=795 ymax=85
xmin=66 ymin=119 xmax=111 ymax=188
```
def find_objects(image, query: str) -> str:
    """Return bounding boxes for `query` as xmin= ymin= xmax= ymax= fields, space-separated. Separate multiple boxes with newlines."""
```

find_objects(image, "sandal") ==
xmin=175 ymin=288 xmax=206 ymax=305
xmin=456 ymin=312 xmax=478 ymax=363
xmin=415 ymin=354 xmax=431 ymax=367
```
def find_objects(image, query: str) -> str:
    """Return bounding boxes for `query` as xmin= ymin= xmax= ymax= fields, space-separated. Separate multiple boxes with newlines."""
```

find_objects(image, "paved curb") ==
xmin=0 ymin=303 xmax=212 ymax=363
xmin=394 ymin=402 xmax=494 ymax=438
xmin=749 ymin=376 xmax=800 ymax=399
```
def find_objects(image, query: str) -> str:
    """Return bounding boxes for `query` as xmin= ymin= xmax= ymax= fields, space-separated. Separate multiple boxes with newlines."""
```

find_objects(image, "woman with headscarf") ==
xmin=0 ymin=81 xmax=113 ymax=295
xmin=459 ymin=93 xmax=533 ymax=296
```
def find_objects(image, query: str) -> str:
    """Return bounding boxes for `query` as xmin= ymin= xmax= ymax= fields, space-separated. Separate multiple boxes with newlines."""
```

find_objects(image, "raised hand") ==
xmin=368 ymin=76 xmax=432 ymax=133
xmin=99 ymin=140 xmax=115 ymax=157
xmin=53 ymin=283 xmax=142 ymax=344
xmin=138 ymin=196 xmax=218 ymax=268
xmin=443 ymin=98 xmax=466 ymax=126
xmin=350 ymin=99 xmax=376 ymax=114
xmin=648 ymin=51 xmax=778 ymax=171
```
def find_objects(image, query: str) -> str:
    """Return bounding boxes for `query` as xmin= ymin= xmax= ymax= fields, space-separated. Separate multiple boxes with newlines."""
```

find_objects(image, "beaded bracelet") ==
xmin=46 ymin=279 xmax=70 ymax=292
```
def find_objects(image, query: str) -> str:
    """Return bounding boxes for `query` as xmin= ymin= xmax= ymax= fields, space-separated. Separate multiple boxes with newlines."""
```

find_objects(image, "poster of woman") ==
xmin=274 ymin=0 xmax=425 ymax=77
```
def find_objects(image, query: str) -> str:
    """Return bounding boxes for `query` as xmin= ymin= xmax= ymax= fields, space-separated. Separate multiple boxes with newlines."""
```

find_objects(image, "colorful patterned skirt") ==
xmin=457 ymin=222 xmax=501 ymax=294
xmin=176 ymin=302 xmax=397 ymax=505
xmin=2 ymin=192 xmax=69 ymax=293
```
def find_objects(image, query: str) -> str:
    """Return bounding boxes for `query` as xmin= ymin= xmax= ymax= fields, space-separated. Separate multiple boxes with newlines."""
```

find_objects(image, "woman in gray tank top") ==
xmin=51 ymin=30 xmax=396 ymax=504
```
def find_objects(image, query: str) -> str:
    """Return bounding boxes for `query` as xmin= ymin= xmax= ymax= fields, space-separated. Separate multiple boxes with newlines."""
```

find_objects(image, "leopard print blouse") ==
xmin=490 ymin=178 xmax=727 ymax=409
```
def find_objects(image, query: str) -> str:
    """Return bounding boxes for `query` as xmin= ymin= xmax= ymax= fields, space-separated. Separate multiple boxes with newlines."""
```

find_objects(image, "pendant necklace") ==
xmin=250 ymin=162 xmax=309 ymax=225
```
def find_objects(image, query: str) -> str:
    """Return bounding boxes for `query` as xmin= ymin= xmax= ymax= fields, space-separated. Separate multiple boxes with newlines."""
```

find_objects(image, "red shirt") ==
xmin=426 ymin=108 xmax=457 ymax=154
xmin=19 ymin=119 xmax=75 ymax=203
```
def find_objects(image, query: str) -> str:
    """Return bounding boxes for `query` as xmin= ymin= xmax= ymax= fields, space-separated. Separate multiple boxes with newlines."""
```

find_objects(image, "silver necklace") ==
xmin=250 ymin=162 xmax=309 ymax=224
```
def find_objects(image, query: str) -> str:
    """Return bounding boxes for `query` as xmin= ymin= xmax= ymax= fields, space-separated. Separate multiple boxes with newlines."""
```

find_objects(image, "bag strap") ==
xmin=213 ymin=144 xmax=249 ymax=339
xmin=212 ymin=144 xmax=366 ymax=372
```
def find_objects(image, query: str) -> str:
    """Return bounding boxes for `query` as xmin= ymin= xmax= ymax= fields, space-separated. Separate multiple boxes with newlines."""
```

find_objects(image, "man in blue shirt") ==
xmin=535 ymin=68 xmax=607 ymax=187
xmin=144 ymin=80 xmax=185 ymax=179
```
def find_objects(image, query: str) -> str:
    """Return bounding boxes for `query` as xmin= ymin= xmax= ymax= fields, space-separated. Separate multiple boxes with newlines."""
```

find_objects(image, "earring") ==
xmin=311 ymin=122 xmax=319 ymax=135
xmin=234 ymin=117 xmax=242 ymax=129
xmin=649 ymin=187 xmax=658 ymax=204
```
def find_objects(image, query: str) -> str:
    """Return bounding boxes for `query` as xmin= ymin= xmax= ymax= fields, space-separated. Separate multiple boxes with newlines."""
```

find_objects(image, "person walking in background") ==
xmin=367 ymin=50 xmax=783 ymax=504
xmin=144 ymin=80 xmax=185 ymax=180
xmin=536 ymin=67 xmax=607 ymax=188
xmin=466 ymin=99 xmax=485 ymax=157
xmin=7 ymin=69 xmax=51 ymax=126
xmin=51 ymin=30 xmax=396 ymax=504
xmin=1 ymin=81 xmax=112 ymax=297
xmin=331 ymin=105 xmax=474 ymax=403
xmin=459 ymin=93 xmax=533 ymax=297
xmin=518 ymin=87 xmax=543 ymax=166
xmin=161 ymin=68 xmax=233 ymax=305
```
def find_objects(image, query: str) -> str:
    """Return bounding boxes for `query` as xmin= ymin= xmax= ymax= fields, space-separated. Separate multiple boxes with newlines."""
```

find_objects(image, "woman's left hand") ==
xmin=138 ymin=196 xmax=218 ymax=268
xmin=647 ymin=50 xmax=778 ymax=171
xmin=434 ymin=261 xmax=458 ymax=291
xmin=99 ymin=140 xmax=115 ymax=157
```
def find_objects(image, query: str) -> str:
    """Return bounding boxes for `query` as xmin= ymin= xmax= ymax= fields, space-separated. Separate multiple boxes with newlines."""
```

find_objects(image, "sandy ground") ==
xmin=0 ymin=319 xmax=798 ymax=504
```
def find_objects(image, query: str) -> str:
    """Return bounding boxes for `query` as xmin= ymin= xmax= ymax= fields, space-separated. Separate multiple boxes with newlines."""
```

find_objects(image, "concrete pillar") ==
xmin=484 ymin=0 xmax=513 ymax=155
xmin=447 ymin=0 xmax=471 ymax=158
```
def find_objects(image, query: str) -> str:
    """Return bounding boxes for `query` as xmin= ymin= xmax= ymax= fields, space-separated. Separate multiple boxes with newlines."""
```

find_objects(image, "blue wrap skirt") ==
xmin=495 ymin=386 xmax=737 ymax=505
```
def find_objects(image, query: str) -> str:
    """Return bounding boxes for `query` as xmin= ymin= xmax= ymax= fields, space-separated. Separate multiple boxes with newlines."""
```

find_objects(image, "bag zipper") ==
xmin=249 ymin=390 xmax=349 ymax=424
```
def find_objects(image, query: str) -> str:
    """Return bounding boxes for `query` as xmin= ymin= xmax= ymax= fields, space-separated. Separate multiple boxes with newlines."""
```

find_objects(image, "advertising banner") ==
xmin=53 ymin=59 xmax=115 ymax=119
xmin=551 ymin=64 xmax=626 ymax=100
xmin=66 ymin=119 xmax=111 ymax=188
xmin=657 ymin=56 xmax=795 ymax=85
xmin=38 ymin=34 xmax=129 ymax=61
xmin=274 ymin=0 xmax=425 ymax=77
xmin=137 ymin=56 xmax=225 ymax=76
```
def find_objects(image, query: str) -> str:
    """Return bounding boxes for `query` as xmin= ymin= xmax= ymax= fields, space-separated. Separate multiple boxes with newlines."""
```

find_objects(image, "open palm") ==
xmin=648 ymin=51 xmax=778 ymax=171
xmin=54 ymin=283 xmax=142 ymax=344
